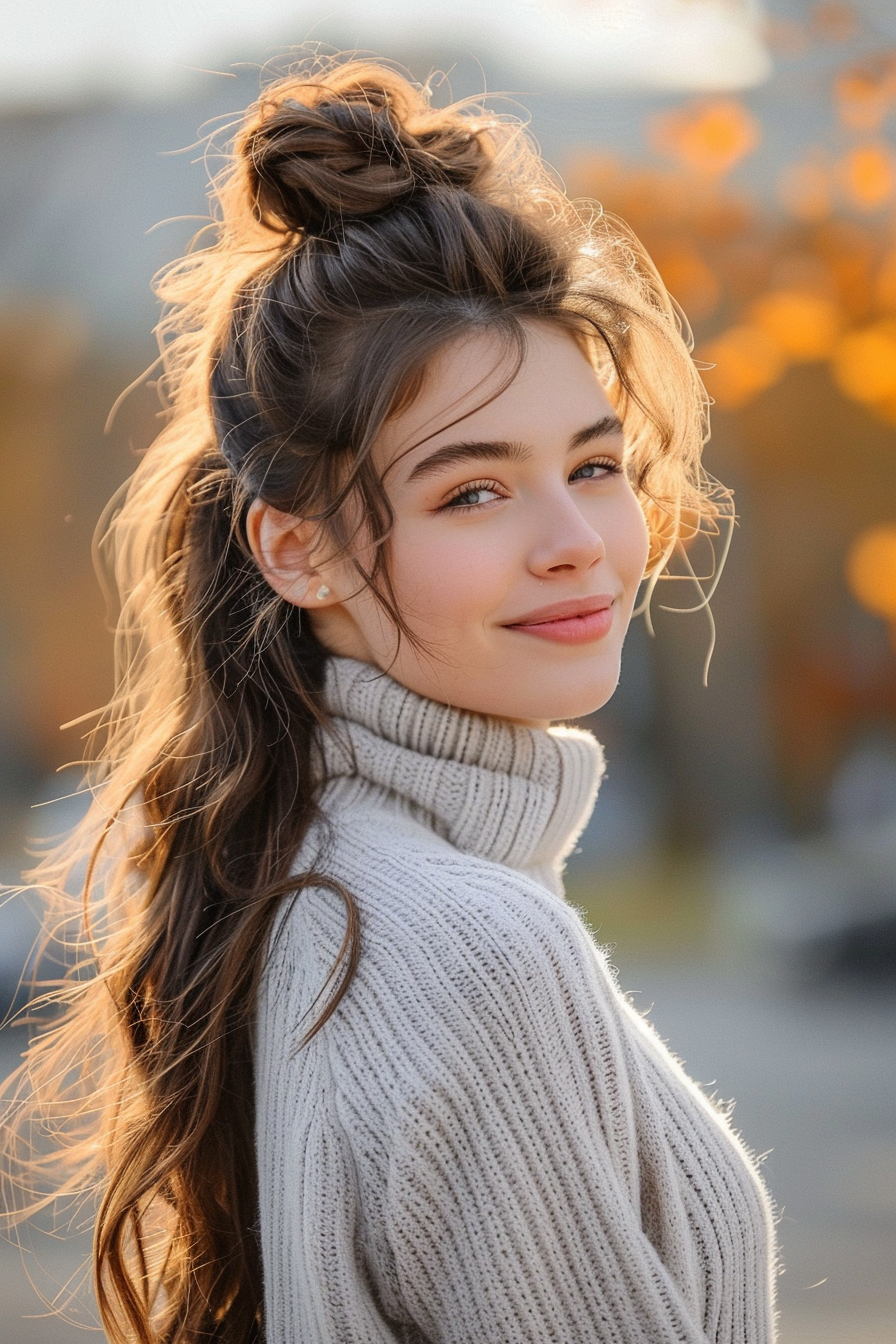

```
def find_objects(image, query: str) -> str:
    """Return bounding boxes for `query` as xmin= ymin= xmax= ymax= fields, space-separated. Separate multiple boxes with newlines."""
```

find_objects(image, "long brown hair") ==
xmin=1 ymin=54 xmax=722 ymax=1343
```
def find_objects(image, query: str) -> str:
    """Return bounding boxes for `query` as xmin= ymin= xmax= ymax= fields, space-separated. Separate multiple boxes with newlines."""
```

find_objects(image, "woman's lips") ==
xmin=503 ymin=598 xmax=615 ymax=645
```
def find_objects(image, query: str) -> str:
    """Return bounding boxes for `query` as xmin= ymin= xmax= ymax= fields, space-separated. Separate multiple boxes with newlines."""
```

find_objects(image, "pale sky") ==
xmin=1 ymin=0 xmax=773 ymax=106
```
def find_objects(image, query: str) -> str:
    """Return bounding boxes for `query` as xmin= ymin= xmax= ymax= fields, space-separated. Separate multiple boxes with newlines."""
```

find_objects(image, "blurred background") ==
xmin=1 ymin=1 xmax=894 ymax=1340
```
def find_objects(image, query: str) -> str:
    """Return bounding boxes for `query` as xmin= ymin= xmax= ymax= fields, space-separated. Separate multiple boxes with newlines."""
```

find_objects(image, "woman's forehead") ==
xmin=376 ymin=322 xmax=615 ymax=473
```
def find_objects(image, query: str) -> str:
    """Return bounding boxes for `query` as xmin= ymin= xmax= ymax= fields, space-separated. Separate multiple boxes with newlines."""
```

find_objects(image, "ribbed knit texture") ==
xmin=255 ymin=656 xmax=777 ymax=1342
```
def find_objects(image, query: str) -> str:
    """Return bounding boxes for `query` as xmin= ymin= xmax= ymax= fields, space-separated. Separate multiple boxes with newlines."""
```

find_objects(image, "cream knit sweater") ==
xmin=254 ymin=655 xmax=777 ymax=1342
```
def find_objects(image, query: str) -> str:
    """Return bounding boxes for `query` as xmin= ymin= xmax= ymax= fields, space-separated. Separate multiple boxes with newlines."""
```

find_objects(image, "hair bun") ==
xmin=243 ymin=64 xmax=492 ymax=236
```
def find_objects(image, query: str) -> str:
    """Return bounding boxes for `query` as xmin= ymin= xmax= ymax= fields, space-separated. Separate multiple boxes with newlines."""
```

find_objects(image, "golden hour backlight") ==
xmin=649 ymin=241 xmax=721 ymax=320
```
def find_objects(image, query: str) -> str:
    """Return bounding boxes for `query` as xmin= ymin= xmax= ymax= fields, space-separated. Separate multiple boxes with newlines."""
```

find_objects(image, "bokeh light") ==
xmin=647 ymin=240 xmax=722 ymax=320
xmin=697 ymin=321 xmax=787 ymax=407
xmin=838 ymin=141 xmax=896 ymax=212
xmin=748 ymin=289 xmax=842 ymax=361
xmin=648 ymin=96 xmax=761 ymax=176
xmin=830 ymin=318 xmax=896 ymax=410
xmin=847 ymin=523 xmax=896 ymax=622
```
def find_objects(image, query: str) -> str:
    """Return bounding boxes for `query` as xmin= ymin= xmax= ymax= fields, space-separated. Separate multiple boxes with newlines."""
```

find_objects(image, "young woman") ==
xmin=4 ymin=57 xmax=777 ymax=1343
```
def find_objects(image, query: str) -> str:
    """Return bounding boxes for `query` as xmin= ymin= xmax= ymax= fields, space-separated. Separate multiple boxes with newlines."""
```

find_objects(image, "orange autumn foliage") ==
xmin=748 ymin=290 xmax=842 ymax=361
xmin=566 ymin=27 xmax=896 ymax=427
xmin=838 ymin=142 xmax=896 ymax=211
xmin=830 ymin=319 xmax=896 ymax=408
xmin=648 ymin=98 xmax=761 ymax=178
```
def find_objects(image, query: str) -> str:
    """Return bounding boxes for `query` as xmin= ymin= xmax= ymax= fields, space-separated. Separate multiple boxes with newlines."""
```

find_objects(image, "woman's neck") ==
xmin=315 ymin=654 xmax=606 ymax=896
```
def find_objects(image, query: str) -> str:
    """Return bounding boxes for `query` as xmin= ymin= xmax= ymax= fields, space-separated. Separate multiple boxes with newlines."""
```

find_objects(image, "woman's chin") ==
xmin=541 ymin=690 xmax=618 ymax=725
xmin=463 ymin=668 xmax=621 ymax=726
xmin=375 ymin=646 xmax=622 ymax=725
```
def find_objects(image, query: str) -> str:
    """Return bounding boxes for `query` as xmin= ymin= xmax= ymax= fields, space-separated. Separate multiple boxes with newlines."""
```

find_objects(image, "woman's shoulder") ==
xmin=309 ymin=799 xmax=580 ymax=938
xmin=271 ymin=800 xmax=610 ymax=1021
xmin=259 ymin=804 xmax=630 ymax=1137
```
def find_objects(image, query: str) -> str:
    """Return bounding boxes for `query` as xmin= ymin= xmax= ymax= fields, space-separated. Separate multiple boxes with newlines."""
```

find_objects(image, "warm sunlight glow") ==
xmin=648 ymin=97 xmax=761 ymax=177
xmin=697 ymin=323 xmax=786 ymax=408
xmin=847 ymin=524 xmax=896 ymax=620
xmin=875 ymin=247 xmax=896 ymax=311
xmin=839 ymin=142 xmax=896 ymax=211
xmin=831 ymin=320 xmax=896 ymax=406
xmin=748 ymin=290 xmax=842 ymax=361
xmin=649 ymin=241 xmax=721 ymax=319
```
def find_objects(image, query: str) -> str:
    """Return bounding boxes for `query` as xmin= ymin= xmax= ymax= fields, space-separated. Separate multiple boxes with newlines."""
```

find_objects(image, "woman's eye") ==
xmin=442 ymin=483 xmax=504 ymax=510
xmin=440 ymin=459 xmax=620 ymax=511
xmin=571 ymin=458 xmax=621 ymax=482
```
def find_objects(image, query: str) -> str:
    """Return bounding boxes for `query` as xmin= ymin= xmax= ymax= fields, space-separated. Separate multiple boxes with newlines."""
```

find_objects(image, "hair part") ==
xmin=1 ymin=51 xmax=725 ymax=1343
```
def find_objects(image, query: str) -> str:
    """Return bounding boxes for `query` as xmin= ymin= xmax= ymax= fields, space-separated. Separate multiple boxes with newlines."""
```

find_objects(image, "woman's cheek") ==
xmin=608 ymin=489 xmax=651 ymax=594
xmin=393 ymin=523 xmax=511 ymax=629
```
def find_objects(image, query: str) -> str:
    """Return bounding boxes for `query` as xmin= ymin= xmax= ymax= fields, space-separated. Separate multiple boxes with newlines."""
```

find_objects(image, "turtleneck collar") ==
xmin=316 ymin=655 xmax=605 ymax=895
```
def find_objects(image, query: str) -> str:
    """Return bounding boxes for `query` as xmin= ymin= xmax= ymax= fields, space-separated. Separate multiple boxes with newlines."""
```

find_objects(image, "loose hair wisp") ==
xmin=1 ymin=55 xmax=723 ymax=1343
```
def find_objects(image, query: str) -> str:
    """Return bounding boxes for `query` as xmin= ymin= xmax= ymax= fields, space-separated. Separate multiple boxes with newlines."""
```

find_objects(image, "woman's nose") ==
xmin=527 ymin=495 xmax=606 ymax=576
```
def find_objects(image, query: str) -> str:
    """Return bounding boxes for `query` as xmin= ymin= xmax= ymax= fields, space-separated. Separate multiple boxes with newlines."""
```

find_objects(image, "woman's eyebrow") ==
xmin=406 ymin=415 xmax=624 ymax=484
xmin=570 ymin=414 xmax=625 ymax=449
xmin=406 ymin=439 xmax=529 ymax=483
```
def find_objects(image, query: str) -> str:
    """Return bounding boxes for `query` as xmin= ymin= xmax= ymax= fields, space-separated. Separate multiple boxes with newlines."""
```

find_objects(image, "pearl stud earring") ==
xmin=315 ymin=585 xmax=331 ymax=601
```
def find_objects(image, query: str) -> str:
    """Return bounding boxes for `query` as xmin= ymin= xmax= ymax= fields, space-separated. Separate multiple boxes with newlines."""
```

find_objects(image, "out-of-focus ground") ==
xmin=631 ymin=956 xmax=896 ymax=1344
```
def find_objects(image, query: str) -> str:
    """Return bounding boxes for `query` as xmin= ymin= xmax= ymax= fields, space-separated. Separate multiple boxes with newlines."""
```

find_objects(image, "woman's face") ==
xmin=259 ymin=320 xmax=651 ymax=725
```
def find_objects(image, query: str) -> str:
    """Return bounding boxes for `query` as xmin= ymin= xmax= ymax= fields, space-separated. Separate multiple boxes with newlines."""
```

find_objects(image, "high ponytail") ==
xmin=1 ymin=53 xmax=721 ymax=1343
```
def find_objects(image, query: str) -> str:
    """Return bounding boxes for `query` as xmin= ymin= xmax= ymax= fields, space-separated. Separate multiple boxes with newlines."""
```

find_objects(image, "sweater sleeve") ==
xmin=382 ymin=896 xmax=714 ymax=1344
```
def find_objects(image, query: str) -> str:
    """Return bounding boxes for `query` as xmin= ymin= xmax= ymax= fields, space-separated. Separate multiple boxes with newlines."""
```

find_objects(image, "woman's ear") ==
xmin=246 ymin=499 xmax=336 ymax=608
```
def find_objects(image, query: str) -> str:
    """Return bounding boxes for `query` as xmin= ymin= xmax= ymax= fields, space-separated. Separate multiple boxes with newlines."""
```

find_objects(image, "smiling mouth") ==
xmin=504 ymin=598 xmax=616 ymax=645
